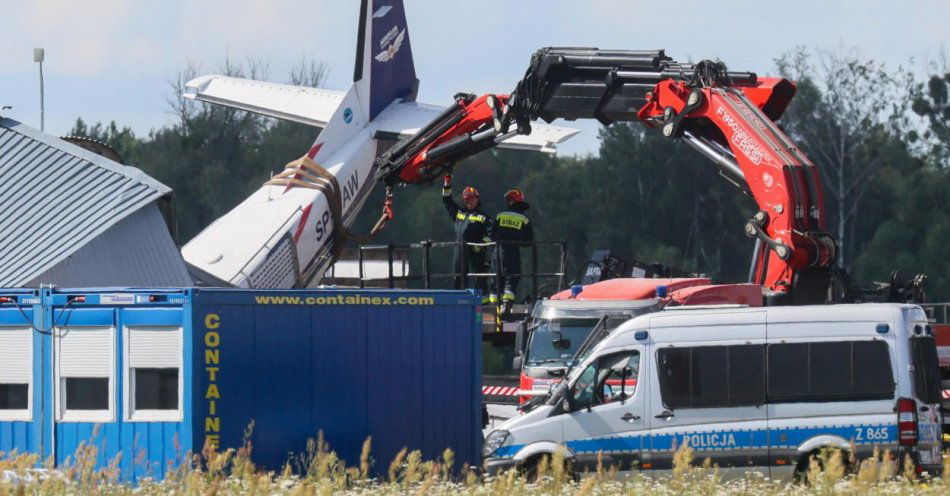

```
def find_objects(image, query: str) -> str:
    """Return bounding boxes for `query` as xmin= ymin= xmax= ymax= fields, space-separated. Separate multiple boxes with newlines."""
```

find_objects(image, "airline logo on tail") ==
xmin=375 ymin=28 xmax=407 ymax=63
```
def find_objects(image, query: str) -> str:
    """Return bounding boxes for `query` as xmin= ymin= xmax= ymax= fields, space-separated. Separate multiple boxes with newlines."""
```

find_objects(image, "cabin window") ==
xmin=0 ymin=327 xmax=32 ymax=420
xmin=125 ymin=326 xmax=182 ymax=421
xmin=64 ymin=378 xmax=109 ymax=410
xmin=56 ymin=327 xmax=115 ymax=422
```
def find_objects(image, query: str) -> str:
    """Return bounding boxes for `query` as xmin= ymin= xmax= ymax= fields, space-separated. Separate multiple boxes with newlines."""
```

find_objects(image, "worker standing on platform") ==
xmin=492 ymin=189 xmax=533 ymax=303
xmin=442 ymin=174 xmax=493 ymax=301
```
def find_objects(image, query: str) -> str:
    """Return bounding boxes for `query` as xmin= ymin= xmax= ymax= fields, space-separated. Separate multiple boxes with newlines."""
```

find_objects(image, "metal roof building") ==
xmin=0 ymin=117 xmax=191 ymax=287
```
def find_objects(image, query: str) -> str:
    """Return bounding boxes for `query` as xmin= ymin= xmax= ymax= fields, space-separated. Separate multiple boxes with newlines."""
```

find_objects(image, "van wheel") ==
xmin=794 ymin=448 xmax=853 ymax=483
xmin=520 ymin=456 xmax=542 ymax=483
xmin=520 ymin=454 xmax=575 ymax=483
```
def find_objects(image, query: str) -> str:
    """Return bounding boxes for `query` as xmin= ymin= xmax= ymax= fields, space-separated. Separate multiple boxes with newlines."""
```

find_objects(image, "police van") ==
xmin=482 ymin=303 xmax=944 ymax=479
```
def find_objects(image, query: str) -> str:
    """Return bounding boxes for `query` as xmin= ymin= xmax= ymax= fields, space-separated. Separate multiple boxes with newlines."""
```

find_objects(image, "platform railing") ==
xmin=921 ymin=303 xmax=950 ymax=324
xmin=356 ymin=240 xmax=567 ymax=298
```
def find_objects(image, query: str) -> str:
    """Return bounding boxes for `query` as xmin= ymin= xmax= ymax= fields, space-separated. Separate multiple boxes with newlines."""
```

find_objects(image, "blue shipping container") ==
xmin=0 ymin=287 xmax=482 ymax=481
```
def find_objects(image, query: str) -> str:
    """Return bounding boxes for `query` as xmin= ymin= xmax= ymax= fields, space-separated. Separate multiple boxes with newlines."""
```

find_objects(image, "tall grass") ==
xmin=1 ymin=438 xmax=948 ymax=495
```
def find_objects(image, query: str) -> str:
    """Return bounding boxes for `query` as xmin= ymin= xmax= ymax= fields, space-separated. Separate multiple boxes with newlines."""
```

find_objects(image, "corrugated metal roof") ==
xmin=0 ymin=117 xmax=172 ymax=287
xmin=25 ymin=203 xmax=191 ymax=287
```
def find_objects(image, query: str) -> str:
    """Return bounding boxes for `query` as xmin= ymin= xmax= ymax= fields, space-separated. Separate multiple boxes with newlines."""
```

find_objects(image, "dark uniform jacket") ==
xmin=492 ymin=201 xmax=532 ymax=293
xmin=442 ymin=195 xmax=493 ymax=244
xmin=493 ymin=201 xmax=533 ymax=248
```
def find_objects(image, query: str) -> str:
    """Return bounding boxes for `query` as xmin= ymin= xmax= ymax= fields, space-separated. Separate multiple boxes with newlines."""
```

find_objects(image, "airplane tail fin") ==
xmin=354 ymin=0 xmax=418 ymax=121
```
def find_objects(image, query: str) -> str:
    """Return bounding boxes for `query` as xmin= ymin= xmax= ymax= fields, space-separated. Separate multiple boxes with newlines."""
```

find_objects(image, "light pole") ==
xmin=33 ymin=48 xmax=45 ymax=132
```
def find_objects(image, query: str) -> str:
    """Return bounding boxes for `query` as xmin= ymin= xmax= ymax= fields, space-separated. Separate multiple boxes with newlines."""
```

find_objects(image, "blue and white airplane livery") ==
xmin=181 ymin=0 xmax=577 ymax=288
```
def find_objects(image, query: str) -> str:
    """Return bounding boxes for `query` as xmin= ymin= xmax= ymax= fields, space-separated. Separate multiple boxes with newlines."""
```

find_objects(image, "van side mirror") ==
xmin=550 ymin=330 xmax=572 ymax=351
xmin=512 ymin=354 xmax=523 ymax=371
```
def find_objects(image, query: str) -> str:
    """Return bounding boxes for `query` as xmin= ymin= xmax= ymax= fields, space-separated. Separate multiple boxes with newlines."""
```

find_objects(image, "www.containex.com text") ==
xmin=253 ymin=295 xmax=436 ymax=305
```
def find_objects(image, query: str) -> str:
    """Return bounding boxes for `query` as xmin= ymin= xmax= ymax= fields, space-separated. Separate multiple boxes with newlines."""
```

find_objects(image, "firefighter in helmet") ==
xmin=442 ymin=174 xmax=493 ymax=300
xmin=492 ymin=188 xmax=533 ymax=303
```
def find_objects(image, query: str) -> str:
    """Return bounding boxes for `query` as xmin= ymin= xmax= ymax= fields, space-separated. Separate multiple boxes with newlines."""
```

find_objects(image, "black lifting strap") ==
xmin=266 ymin=156 xmax=393 ymax=262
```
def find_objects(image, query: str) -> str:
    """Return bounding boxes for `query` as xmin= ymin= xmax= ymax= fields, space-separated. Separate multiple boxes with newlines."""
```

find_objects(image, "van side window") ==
xmin=767 ymin=340 xmax=894 ymax=403
xmin=658 ymin=348 xmax=691 ymax=407
xmin=568 ymin=350 xmax=639 ymax=411
xmin=570 ymin=362 xmax=598 ymax=409
xmin=767 ymin=343 xmax=808 ymax=398
xmin=852 ymin=342 xmax=895 ymax=395
xmin=657 ymin=344 xmax=765 ymax=409
xmin=729 ymin=344 xmax=767 ymax=405
xmin=691 ymin=346 xmax=728 ymax=407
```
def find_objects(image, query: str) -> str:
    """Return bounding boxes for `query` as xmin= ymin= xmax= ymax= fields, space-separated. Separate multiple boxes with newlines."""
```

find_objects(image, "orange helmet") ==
xmin=462 ymin=186 xmax=479 ymax=201
xmin=504 ymin=189 xmax=524 ymax=204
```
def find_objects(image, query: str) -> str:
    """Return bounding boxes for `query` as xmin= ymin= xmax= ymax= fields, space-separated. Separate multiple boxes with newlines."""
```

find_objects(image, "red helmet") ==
xmin=462 ymin=186 xmax=479 ymax=201
xmin=504 ymin=189 xmax=525 ymax=204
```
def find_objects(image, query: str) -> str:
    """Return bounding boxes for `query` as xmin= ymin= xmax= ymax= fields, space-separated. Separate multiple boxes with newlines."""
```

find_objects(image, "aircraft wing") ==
xmin=183 ymin=75 xmax=578 ymax=153
xmin=372 ymin=101 xmax=579 ymax=154
xmin=183 ymin=75 xmax=345 ymax=128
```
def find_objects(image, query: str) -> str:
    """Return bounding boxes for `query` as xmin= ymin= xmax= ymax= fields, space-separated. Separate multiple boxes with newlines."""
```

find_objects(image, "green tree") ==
xmin=910 ymin=54 xmax=950 ymax=167
xmin=776 ymin=48 xmax=917 ymax=271
xmin=66 ymin=117 xmax=141 ymax=163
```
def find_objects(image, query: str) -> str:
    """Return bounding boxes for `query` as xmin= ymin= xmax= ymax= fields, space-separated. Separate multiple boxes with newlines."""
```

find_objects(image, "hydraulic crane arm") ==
xmin=634 ymin=74 xmax=835 ymax=297
xmin=375 ymin=92 xmax=520 ymax=185
xmin=375 ymin=47 xmax=837 ymax=302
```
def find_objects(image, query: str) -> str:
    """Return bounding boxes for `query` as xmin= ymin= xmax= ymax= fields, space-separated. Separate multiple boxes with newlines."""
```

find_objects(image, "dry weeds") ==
xmin=1 ymin=437 xmax=947 ymax=495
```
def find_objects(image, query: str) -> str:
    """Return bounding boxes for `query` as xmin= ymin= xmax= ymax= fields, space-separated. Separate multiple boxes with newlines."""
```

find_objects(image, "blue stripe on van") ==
xmin=651 ymin=428 xmax=771 ymax=451
xmin=490 ymin=423 xmax=897 ymax=459
xmin=769 ymin=424 xmax=897 ymax=450
xmin=570 ymin=435 xmax=643 ymax=454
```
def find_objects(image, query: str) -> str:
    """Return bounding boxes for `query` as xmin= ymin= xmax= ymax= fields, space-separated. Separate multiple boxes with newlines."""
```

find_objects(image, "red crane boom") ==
xmin=374 ymin=48 xmax=912 ymax=304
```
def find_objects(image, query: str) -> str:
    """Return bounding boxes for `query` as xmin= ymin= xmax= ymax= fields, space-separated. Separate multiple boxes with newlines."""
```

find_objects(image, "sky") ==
xmin=2 ymin=0 xmax=948 ymax=156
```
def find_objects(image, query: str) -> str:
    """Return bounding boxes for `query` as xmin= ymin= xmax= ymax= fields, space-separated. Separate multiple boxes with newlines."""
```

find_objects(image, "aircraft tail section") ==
xmin=354 ymin=0 xmax=418 ymax=121
xmin=181 ymin=0 xmax=578 ymax=290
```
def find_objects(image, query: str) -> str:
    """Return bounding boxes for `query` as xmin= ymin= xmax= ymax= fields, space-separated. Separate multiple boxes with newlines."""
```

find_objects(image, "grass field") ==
xmin=1 ymin=436 xmax=948 ymax=495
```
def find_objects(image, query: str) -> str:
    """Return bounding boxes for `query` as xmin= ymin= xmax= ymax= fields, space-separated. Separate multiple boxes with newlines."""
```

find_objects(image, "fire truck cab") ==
xmin=513 ymin=277 xmax=762 ymax=403
xmin=514 ymin=298 xmax=660 ymax=402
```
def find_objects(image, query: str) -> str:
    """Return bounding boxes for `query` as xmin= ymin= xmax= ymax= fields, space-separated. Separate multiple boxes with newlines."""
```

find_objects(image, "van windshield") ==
xmin=525 ymin=319 xmax=601 ymax=366
xmin=910 ymin=336 xmax=941 ymax=404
